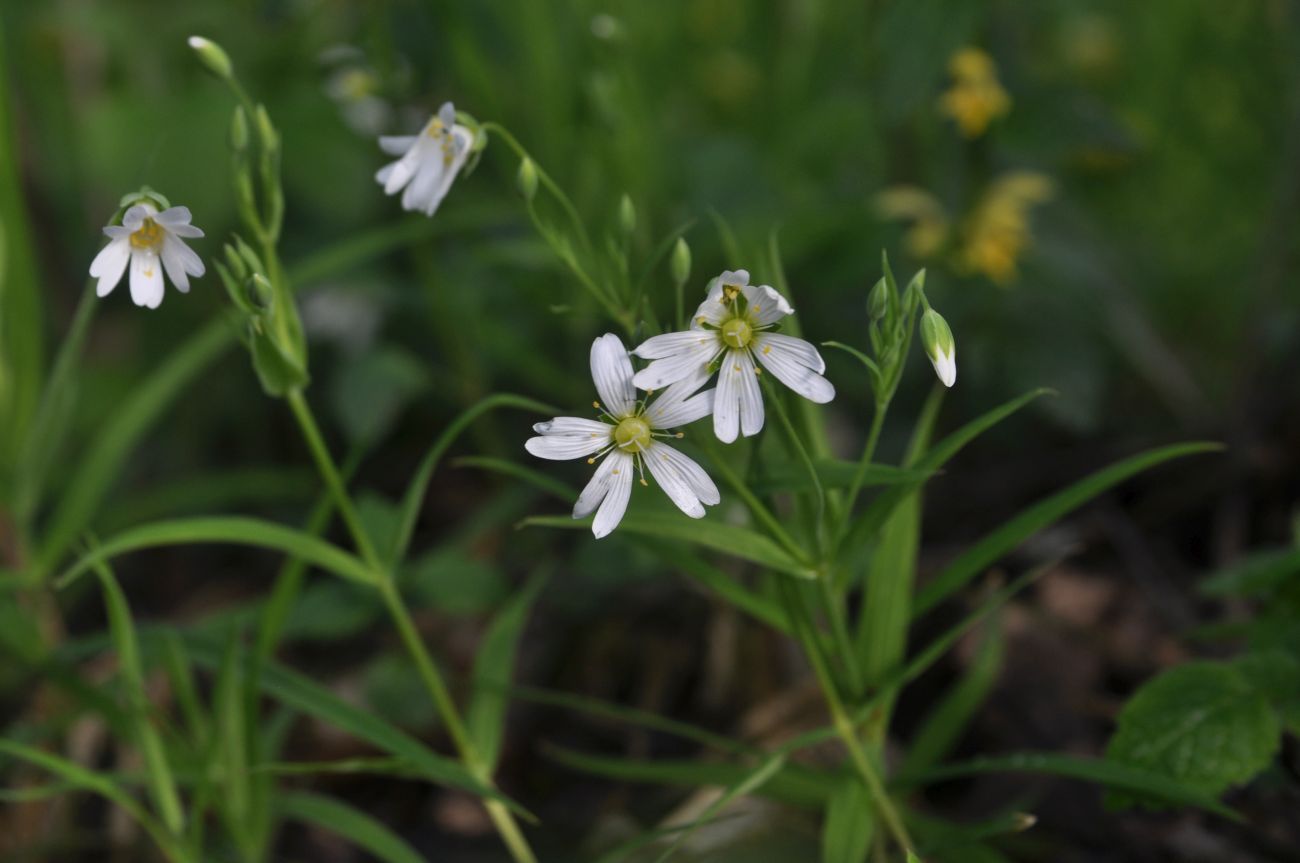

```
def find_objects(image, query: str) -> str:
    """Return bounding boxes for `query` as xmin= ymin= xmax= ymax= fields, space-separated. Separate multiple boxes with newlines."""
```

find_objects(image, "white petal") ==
xmin=379 ymin=135 xmax=417 ymax=156
xmin=165 ymin=235 xmax=205 ymax=276
xmin=121 ymin=204 xmax=151 ymax=231
xmin=525 ymin=416 xmax=612 ymax=460
xmin=644 ymin=367 xmax=714 ymax=429
xmin=654 ymin=442 xmax=720 ymax=505
xmin=103 ymin=225 xmax=132 ymax=239
xmin=129 ymin=250 xmax=165 ymax=309
xmin=160 ymin=241 xmax=190 ymax=293
xmin=418 ymin=127 xmax=472 ymax=216
xmin=752 ymin=333 xmax=835 ymax=403
xmin=932 ymin=349 xmax=957 ymax=387
xmin=589 ymin=333 xmax=635 ymax=417
xmin=532 ymin=417 xmax=610 ymax=436
xmin=631 ymin=335 xmax=717 ymax=391
xmin=379 ymin=144 xmax=424 ymax=195
xmin=402 ymin=158 xmax=445 ymax=211
xmin=713 ymin=350 xmax=742 ymax=443
xmin=437 ymin=102 xmax=457 ymax=127
xmin=154 ymin=206 xmax=193 ymax=227
xmin=167 ymin=222 xmax=204 ymax=239
xmin=746 ymin=284 xmax=794 ymax=326
xmin=634 ymin=330 xmax=717 ymax=360
xmin=734 ymin=349 xmax=765 ymax=437
xmin=89 ymin=237 xmax=130 ymax=297
xmin=573 ymin=450 xmax=619 ymax=518
xmin=591 ymin=451 xmax=634 ymax=538
xmin=644 ymin=442 xmax=705 ymax=518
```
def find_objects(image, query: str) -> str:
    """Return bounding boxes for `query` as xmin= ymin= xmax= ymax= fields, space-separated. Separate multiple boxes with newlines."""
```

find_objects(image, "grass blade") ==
xmin=652 ymin=752 xmax=787 ymax=863
xmin=522 ymin=512 xmax=816 ymax=579
xmin=278 ymin=791 xmax=427 ymax=863
xmin=891 ymin=752 xmax=1240 ymax=820
xmin=91 ymin=557 xmax=185 ymax=836
xmin=391 ymin=393 xmax=556 ymax=565
xmin=914 ymin=442 xmax=1222 ymax=615
xmin=56 ymin=516 xmax=378 ymax=589
xmin=467 ymin=572 xmax=548 ymax=771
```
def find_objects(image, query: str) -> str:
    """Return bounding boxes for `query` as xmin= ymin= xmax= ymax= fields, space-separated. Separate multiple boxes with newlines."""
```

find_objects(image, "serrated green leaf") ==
xmin=522 ymin=512 xmax=816 ymax=579
xmin=56 ymin=516 xmax=378 ymax=589
xmin=822 ymin=775 xmax=873 ymax=863
xmin=915 ymin=442 xmax=1222 ymax=615
xmin=1106 ymin=662 xmax=1278 ymax=808
xmin=1230 ymin=651 xmax=1300 ymax=735
xmin=468 ymin=573 xmax=547 ymax=771
xmin=278 ymin=791 xmax=427 ymax=863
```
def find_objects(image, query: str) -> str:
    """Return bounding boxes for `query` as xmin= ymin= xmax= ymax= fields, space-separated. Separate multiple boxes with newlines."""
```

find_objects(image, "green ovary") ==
xmin=614 ymin=417 xmax=652 ymax=452
xmin=720 ymin=317 xmax=753 ymax=349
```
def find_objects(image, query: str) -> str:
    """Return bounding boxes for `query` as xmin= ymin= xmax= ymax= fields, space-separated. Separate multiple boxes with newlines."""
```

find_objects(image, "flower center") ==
xmin=613 ymin=416 xmax=652 ymax=453
xmin=129 ymin=218 xmax=163 ymax=251
xmin=720 ymin=317 xmax=753 ymax=349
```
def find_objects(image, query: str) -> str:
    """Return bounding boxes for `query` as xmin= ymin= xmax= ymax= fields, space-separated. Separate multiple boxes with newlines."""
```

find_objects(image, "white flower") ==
xmin=88 ymin=203 xmax=205 ymax=309
xmin=632 ymin=270 xmax=835 ymax=443
xmin=526 ymin=334 xmax=720 ymax=539
xmin=375 ymin=102 xmax=473 ymax=216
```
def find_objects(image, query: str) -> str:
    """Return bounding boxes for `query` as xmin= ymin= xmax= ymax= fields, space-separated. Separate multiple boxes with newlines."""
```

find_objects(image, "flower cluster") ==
xmin=528 ymin=271 xmax=835 ymax=537
xmin=939 ymin=47 xmax=1010 ymax=139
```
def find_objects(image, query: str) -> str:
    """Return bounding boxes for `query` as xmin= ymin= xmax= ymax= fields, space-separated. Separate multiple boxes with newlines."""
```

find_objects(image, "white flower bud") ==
xmin=188 ymin=36 xmax=233 ymax=80
xmin=920 ymin=308 xmax=956 ymax=387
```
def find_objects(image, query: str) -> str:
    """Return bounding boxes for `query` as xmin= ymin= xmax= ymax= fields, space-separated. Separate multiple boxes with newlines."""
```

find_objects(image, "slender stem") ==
xmin=285 ymin=390 xmax=381 ymax=569
xmin=696 ymin=436 xmax=810 ymax=566
xmin=778 ymin=580 xmax=915 ymax=857
xmin=285 ymin=390 xmax=537 ymax=863
xmin=764 ymin=381 xmax=826 ymax=552
xmin=838 ymin=400 xmax=888 ymax=546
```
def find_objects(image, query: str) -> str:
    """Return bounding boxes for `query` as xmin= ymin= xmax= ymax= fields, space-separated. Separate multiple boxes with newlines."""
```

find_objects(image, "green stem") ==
xmin=838 ymin=399 xmax=888 ymax=546
xmin=696 ymin=436 xmax=809 ymax=566
xmin=778 ymin=580 xmax=914 ymax=857
xmin=284 ymin=390 xmax=536 ymax=863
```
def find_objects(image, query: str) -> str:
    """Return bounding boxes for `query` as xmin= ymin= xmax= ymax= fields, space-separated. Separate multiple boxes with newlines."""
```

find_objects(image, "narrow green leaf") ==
xmin=915 ymin=442 xmax=1222 ymax=615
xmin=822 ymin=775 xmax=874 ymax=863
xmin=92 ymin=559 xmax=185 ymax=836
xmin=453 ymin=455 xmax=577 ymax=501
xmin=278 ymin=791 xmax=427 ymax=863
xmin=751 ymin=459 xmax=928 ymax=495
xmin=213 ymin=629 xmax=251 ymax=845
xmin=37 ymin=320 xmax=232 ymax=573
xmin=0 ymin=739 xmax=182 ymax=859
xmin=467 ymin=572 xmax=548 ymax=771
xmin=542 ymin=744 xmax=829 ymax=809
xmin=652 ymin=752 xmax=787 ymax=863
xmin=522 ymin=512 xmax=816 ymax=579
xmin=1199 ymin=546 xmax=1300 ymax=597
xmin=840 ymin=389 xmax=1052 ymax=564
xmin=901 ymin=616 xmax=1004 ymax=776
xmin=892 ymin=752 xmax=1240 ymax=819
xmin=1105 ymin=662 xmax=1277 ymax=808
xmin=56 ymin=516 xmax=378 ymax=589
xmin=392 ymin=393 xmax=556 ymax=564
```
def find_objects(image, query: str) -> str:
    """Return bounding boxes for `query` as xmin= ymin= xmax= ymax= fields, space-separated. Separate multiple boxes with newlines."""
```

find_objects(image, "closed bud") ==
xmin=920 ymin=308 xmax=957 ymax=388
xmin=671 ymin=237 xmax=691 ymax=286
xmin=254 ymin=104 xmax=278 ymax=155
xmin=187 ymin=36 xmax=233 ymax=80
xmin=223 ymin=243 xmax=249 ymax=280
xmin=230 ymin=106 xmax=249 ymax=152
xmin=516 ymin=157 xmax=538 ymax=201
xmin=246 ymin=274 xmax=273 ymax=310
xmin=618 ymin=194 xmax=636 ymax=235
xmin=867 ymin=277 xmax=889 ymax=320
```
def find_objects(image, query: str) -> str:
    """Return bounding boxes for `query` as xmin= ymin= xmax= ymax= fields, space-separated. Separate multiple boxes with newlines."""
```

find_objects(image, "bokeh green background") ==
xmin=3 ymin=0 xmax=1299 ymax=859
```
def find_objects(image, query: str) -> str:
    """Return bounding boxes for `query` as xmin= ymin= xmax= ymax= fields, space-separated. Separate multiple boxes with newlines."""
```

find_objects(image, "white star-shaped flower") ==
xmin=631 ymin=270 xmax=835 ymax=443
xmin=88 ymin=203 xmax=205 ymax=309
xmin=526 ymin=334 xmax=720 ymax=539
xmin=375 ymin=102 xmax=472 ymax=217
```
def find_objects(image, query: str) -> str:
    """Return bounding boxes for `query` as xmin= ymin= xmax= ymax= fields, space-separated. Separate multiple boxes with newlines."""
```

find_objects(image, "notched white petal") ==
xmin=644 ymin=442 xmax=705 ymax=518
xmin=89 ymin=238 xmax=130 ymax=297
xmin=589 ymin=333 xmax=636 ymax=416
xmin=591 ymin=451 xmax=634 ymax=538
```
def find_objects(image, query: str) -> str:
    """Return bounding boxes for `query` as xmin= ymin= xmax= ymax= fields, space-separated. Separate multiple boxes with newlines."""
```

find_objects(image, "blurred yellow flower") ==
xmin=939 ymin=48 xmax=1011 ymax=138
xmin=873 ymin=187 xmax=950 ymax=259
xmin=958 ymin=172 xmax=1054 ymax=285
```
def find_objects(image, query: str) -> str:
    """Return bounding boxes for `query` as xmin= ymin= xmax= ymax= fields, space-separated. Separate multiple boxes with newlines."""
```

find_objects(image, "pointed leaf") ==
xmin=279 ymin=791 xmax=426 ymax=863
